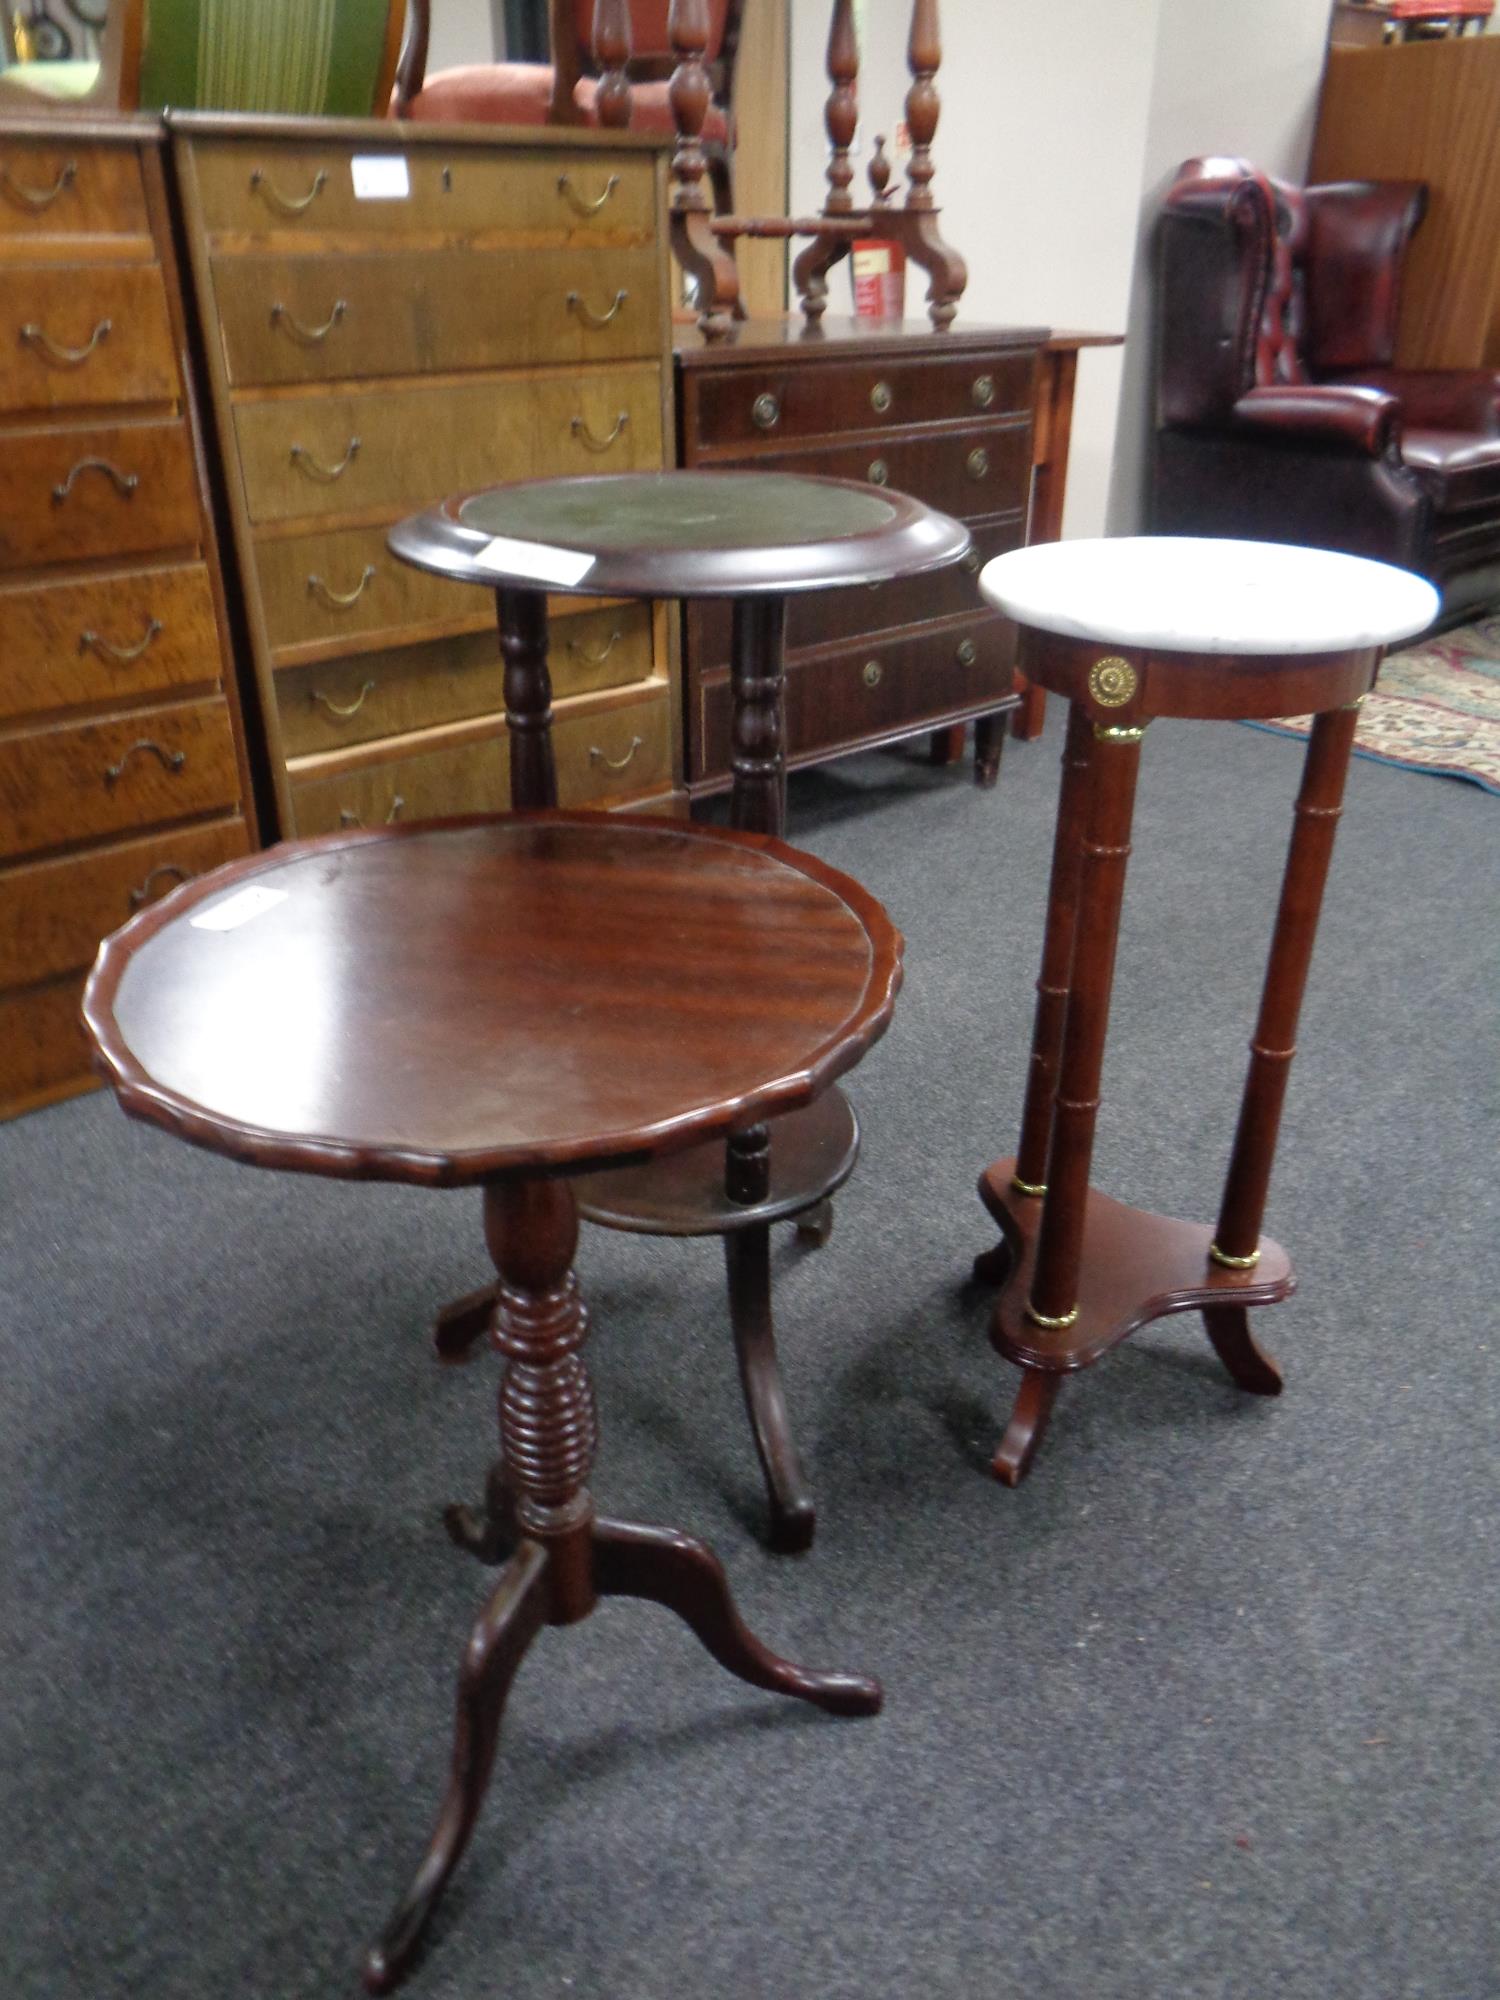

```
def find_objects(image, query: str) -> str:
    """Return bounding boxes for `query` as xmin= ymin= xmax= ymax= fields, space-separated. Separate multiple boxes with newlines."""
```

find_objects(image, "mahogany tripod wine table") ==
xmin=971 ymin=537 xmax=1438 ymax=1485
xmin=390 ymin=469 xmax=968 ymax=1550
xmin=82 ymin=810 xmax=903 ymax=1992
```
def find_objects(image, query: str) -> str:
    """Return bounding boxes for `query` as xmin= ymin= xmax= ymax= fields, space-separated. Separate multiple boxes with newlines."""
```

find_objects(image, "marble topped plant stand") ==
xmin=970 ymin=537 xmax=1438 ymax=1486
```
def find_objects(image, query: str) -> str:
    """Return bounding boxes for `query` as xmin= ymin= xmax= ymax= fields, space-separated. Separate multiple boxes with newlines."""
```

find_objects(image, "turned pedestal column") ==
xmin=970 ymin=536 xmax=1438 ymax=1485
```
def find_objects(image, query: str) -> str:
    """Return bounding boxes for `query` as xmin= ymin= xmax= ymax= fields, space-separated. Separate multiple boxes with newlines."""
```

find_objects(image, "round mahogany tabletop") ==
xmin=82 ymin=815 xmax=903 ymax=1189
xmin=388 ymin=469 xmax=971 ymax=600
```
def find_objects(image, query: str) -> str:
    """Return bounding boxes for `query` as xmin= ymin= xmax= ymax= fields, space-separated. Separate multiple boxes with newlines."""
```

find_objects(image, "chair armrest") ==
xmin=1230 ymin=384 xmax=1400 ymax=457
xmin=1328 ymin=369 xmax=1500 ymax=437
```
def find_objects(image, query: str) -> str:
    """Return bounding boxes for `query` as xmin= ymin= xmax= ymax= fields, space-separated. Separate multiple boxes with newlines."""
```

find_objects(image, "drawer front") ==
xmin=687 ymin=513 xmax=1027 ymax=673
xmin=276 ymin=631 xmax=505 ymax=758
xmin=0 ymin=563 xmax=224 ymax=726
xmin=553 ymin=687 xmax=671 ymax=805
xmin=0 ymin=264 xmax=179 ymax=415
xmin=0 ymin=814 xmax=249 ymax=989
xmin=549 ymin=602 xmax=657 ymax=701
xmin=0 ymin=419 xmax=201 ymax=570
xmin=0 ymin=697 xmax=241 ymax=860
xmin=696 ymin=616 xmax=1014 ymax=782
xmin=236 ymin=366 xmax=665 ymax=524
xmin=736 ymin=421 xmax=1033 ymax=527
xmin=0 ymin=973 xmax=93 ymax=1117
xmin=189 ymin=141 xmax=658 ymax=243
xmin=257 ymin=522 xmax=492 ymax=655
xmin=212 ymin=245 xmax=662 ymax=387
xmin=0 ymin=143 xmax=149 ymax=246
xmin=691 ymin=349 xmax=1037 ymax=451
xmin=290 ymin=729 xmax=510 ymax=835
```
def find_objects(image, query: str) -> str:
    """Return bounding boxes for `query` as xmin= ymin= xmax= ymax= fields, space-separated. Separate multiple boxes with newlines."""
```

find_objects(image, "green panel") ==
xmin=139 ymin=0 xmax=394 ymax=113
xmin=458 ymin=473 xmax=900 ymax=552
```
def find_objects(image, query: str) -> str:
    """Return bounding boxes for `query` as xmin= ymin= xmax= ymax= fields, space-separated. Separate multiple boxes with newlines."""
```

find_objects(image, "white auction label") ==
xmin=474 ymin=535 xmax=596 ymax=588
xmin=351 ymin=154 xmax=410 ymax=200
xmin=190 ymin=886 xmax=288 ymax=932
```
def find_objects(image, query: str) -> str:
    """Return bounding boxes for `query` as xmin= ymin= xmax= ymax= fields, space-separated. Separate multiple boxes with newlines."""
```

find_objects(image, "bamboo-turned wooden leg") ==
xmin=592 ymin=1519 xmax=880 ymax=1714
xmin=1201 ymin=702 xmax=1361 ymax=1383
xmin=974 ymin=704 xmax=1093 ymax=1279
xmin=1028 ymin=717 xmax=1144 ymax=1324
xmin=368 ymin=1179 xmax=597 ymax=1994
xmin=984 ymin=714 xmax=1143 ymax=1482
xmin=669 ymin=0 xmax=740 ymax=336
xmin=794 ymin=0 xmax=859 ymax=321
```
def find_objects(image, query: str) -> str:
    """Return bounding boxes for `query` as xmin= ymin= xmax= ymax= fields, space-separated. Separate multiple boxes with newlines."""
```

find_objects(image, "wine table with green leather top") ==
xmin=83 ymin=809 xmax=902 ymax=1992
xmin=391 ymin=468 xmax=969 ymax=1551
xmin=970 ymin=536 xmax=1439 ymax=1486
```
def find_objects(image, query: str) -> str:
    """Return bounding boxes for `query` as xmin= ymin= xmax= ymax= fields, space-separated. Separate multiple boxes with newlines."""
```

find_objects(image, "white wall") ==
xmin=425 ymin=0 xmax=502 ymax=68
xmin=788 ymin=0 xmax=1332 ymax=537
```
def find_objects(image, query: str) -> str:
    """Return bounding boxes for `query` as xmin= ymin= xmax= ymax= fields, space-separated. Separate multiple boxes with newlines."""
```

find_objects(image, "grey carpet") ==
xmin=3 ymin=711 xmax=1496 ymax=2000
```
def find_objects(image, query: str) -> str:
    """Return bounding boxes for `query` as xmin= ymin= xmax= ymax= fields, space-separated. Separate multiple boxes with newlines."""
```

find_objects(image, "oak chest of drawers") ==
xmin=0 ymin=118 xmax=256 ymax=1120
xmin=170 ymin=114 xmax=679 ymax=838
xmin=675 ymin=318 xmax=1047 ymax=794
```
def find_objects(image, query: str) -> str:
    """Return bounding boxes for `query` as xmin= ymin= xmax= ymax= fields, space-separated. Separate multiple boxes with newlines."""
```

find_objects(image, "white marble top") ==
xmin=979 ymin=537 xmax=1439 ymax=655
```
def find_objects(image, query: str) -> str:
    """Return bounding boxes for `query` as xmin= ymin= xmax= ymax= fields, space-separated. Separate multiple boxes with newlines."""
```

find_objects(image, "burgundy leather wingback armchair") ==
xmin=1153 ymin=156 xmax=1500 ymax=629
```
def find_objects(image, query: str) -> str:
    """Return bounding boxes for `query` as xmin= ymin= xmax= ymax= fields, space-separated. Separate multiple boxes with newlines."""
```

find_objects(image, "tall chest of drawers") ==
xmin=169 ymin=115 xmax=679 ymax=838
xmin=0 ymin=119 xmax=257 ymax=1120
xmin=675 ymin=318 xmax=1048 ymax=794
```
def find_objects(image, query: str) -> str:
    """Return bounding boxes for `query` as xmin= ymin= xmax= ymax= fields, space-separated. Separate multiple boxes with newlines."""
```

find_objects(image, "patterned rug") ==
xmin=1250 ymin=611 xmax=1500 ymax=795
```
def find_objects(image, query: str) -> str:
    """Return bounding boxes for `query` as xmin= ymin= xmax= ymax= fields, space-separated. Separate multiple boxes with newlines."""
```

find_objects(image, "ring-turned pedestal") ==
xmin=390 ymin=470 xmax=968 ymax=1548
xmin=83 ymin=811 xmax=903 ymax=1991
xmin=971 ymin=536 xmax=1438 ymax=1485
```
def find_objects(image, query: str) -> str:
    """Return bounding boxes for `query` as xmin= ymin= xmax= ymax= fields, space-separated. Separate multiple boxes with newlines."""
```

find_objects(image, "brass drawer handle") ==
xmin=290 ymin=437 xmax=361 ymax=483
xmin=751 ymin=392 xmax=780 ymax=431
xmin=128 ymin=862 xmax=191 ymax=910
xmin=52 ymin=457 xmax=139 ymax=504
xmin=570 ymin=411 xmax=630 ymax=453
xmin=104 ymin=739 xmax=185 ymax=786
xmin=250 ymin=166 xmax=328 ymax=216
xmin=956 ymin=638 xmax=978 ymax=667
xmin=870 ymin=380 xmax=893 ymax=414
xmin=972 ymin=374 xmax=996 ymax=409
xmin=0 ymin=159 xmax=76 ymax=211
xmin=339 ymin=794 xmax=405 ymax=828
xmin=567 ymin=627 xmax=623 ymax=666
xmin=80 ymin=616 xmax=163 ymax=664
xmin=967 ymin=447 xmax=990 ymax=480
xmin=557 ymin=171 xmax=620 ymax=216
xmin=310 ymin=679 xmax=376 ymax=719
xmin=862 ymin=659 xmax=883 ymax=688
xmin=567 ymin=288 xmax=629 ymax=329
xmin=21 ymin=317 xmax=112 ymax=366
xmin=271 ymin=299 xmax=347 ymax=344
xmin=589 ymin=734 xmax=642 ymax=771
xmin=868 ymin=459 xmax=889 ymax=486
xmin=307 ymin=564 xmax=376 ymax=608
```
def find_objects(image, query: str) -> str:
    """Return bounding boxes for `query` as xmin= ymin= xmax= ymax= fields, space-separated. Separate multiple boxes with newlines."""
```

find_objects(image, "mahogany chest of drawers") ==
xmin=674 ymin=318 xmax=1048 ymax=795
xmin=0 ymin=118 xmax=256 ymax=1119
xmin=169 ymin=114 xmax=680 ymax=839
